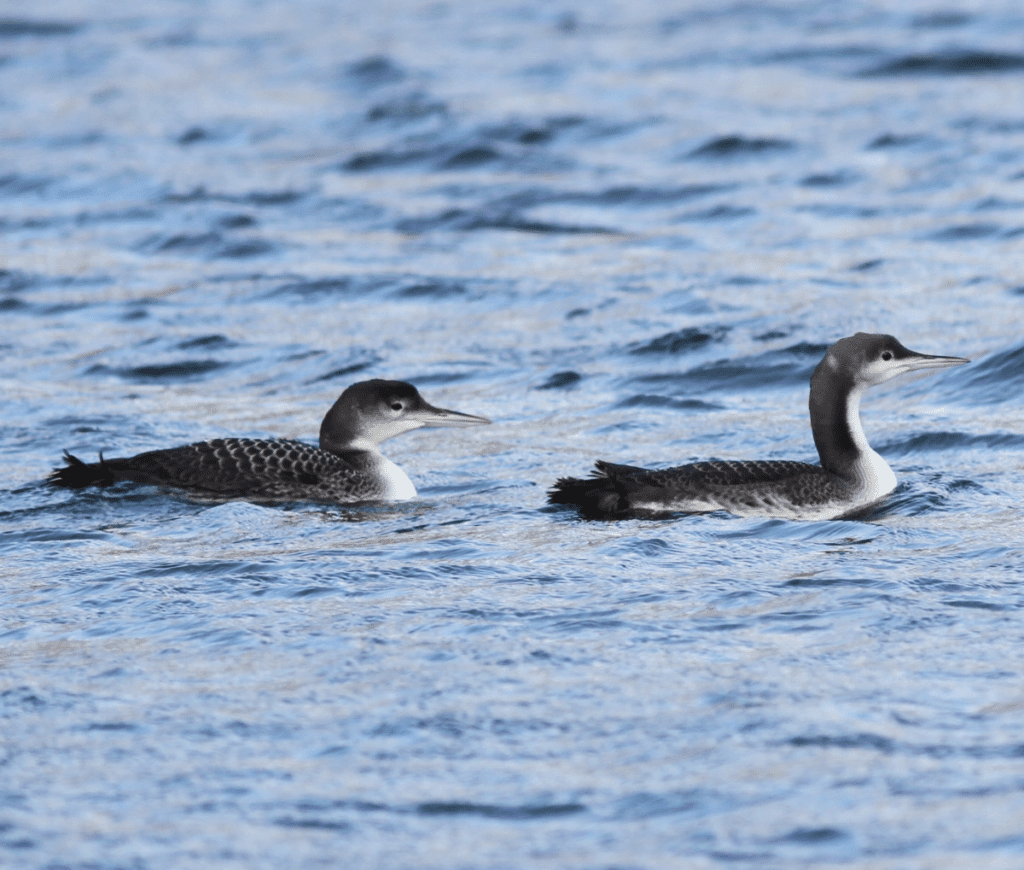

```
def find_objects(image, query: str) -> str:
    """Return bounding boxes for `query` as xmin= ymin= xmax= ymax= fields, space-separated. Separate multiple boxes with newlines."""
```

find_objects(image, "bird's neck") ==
xmin=809 ymin=370 xmax=895 ymax=495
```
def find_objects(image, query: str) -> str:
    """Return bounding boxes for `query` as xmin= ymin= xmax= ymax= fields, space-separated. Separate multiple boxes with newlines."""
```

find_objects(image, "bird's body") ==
xmin=51 ymin=380 xmax=490 ymax=504
xmin=549 ymin=333 xmax=967 ymax=520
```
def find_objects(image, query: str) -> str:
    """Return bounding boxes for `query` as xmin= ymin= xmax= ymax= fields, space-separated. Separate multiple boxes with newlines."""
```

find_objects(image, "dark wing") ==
xmin=603 ymin=458 xmax=825 ymax=488
xmin=52 ymin=439 xmax=383 ymax=502
xmin=550 ymin=458 xmax=837 ymax=518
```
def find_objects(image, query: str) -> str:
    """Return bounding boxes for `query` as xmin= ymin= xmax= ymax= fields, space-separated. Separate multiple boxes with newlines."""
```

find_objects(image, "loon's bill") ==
xmin=548 ymin=333 xmax=968 ymax=521
xmin=51 ymin=379 xmax=490 ymax=504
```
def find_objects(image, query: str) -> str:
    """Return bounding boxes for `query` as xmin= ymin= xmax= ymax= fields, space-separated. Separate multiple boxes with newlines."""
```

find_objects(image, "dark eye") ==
xmin=391 ymin=402 xmax=403 ymax=411
xmin=881 ymin=350 xmax=893 ymax=361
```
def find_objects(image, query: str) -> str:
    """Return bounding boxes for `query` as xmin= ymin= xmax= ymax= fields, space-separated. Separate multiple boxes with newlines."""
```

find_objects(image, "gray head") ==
xmin=813 ymin=333 xmax=969 ymax=391
xmin=319 ymin=379 xmax=490 ymax=452
xmin=808 ymin=333 xmax=968 ymax=475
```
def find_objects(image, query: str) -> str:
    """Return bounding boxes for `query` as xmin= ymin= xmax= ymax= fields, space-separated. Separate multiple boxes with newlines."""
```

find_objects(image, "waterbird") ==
xmin=548 ymin=333 xmax=968 ymax=520
xmin=51 ymin=379 xmax=490 ymax=503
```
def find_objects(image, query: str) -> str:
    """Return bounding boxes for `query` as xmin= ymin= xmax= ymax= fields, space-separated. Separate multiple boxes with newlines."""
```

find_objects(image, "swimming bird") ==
xmin=548 ymin=333 xmax=967 ymax=520
xmin=51 ymin=379 xmax=490 ymax=503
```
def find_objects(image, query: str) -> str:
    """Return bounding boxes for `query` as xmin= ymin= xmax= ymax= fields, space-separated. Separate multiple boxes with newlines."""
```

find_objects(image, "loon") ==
xmin=51 ymin=379 xmax=490 ymax=503
xmin=548 ymin=333 xmax=968 ymax=521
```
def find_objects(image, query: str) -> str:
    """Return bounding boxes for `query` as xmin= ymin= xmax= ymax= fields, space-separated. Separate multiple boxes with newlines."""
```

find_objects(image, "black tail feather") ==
xmin=547 ymin=469 xmax=631 ymax=518
xmin=50 ymin=451 xmax=118 ymax=488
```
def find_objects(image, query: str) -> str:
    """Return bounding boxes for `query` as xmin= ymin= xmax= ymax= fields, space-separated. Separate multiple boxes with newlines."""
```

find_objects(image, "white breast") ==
xmin=376 ymin=455 xmax=417 ymax=500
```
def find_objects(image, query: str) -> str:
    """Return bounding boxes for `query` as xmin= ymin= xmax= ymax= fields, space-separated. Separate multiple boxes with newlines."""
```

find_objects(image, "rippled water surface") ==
xmin=3 ymin=1 xmax=1024 ymax=867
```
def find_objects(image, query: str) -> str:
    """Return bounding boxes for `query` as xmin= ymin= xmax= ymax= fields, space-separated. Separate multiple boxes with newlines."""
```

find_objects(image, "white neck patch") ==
xmin=845 ymin=384 xmax=897 ymax=498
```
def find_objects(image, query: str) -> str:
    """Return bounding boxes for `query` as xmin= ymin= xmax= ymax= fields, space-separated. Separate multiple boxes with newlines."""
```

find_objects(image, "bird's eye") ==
xmin=881 ymin=350 xmax=893 ymax=361
xmin=391 ymin=402 xmax=404 ymax=411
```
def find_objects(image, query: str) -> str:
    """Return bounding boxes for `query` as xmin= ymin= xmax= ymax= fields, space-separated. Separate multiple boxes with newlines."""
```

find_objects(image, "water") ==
xmin=3 ymin=0 xmax=1024 ymax=867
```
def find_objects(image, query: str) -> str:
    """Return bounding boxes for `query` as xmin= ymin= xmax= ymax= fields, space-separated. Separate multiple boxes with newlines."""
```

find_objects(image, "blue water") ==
xmin=3 ymin=1 xmax=1024 ymax=867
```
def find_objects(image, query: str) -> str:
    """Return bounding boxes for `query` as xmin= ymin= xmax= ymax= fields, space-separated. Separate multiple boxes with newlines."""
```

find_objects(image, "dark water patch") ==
xmin=275 ymin=816 xmax=350 ymax=830
xmin=439 ymin=145 xmax=500 ymax=169
xmin=218 ymin=238 xmax=274 ymax=258
xmin=974 ymin=196 xmax=1024 ymax=212
xmin=762 ymin=44 xmax=881 ymax=66
xmin=784 ymin=576 xmax=879 ymax=588
xmin=271 ymin=272 xmax=507 ymax=302
xmin=81 ymin=721 xmax=138 ymax=732
xmin=955 ymin=115 xmax=1024 ymax=134
xmin=394 ymin=280 xmax=466 ymax=299
xmin=416 ymin=801 xmax=584 ymax=820
xmin=483 ymin=116 xmax=586 ymax=145
xmin=0 ymin=270 xmax=34 ymax=293
xmin=163 ymin=186 xmax=212 ymax=203
xmin=867 ymin=133 xmax=924 ymax=149
xmin=367 ymin=91 xmax=447 ymax=123
xmin=616 ymin=394 xmax=721 ymax=412
xmin=927 ymin=223 xmax=1000 ymax=241
xmin=397 ymin=207 xmax=613 ymax=235
xmin=709 ymin=850 xmax=776 ymax=862
xmin=244 ymin=190 xmax=305 ymax=206
xmin=800 ymin=171 xmax=857 ymax=187
xmin=632 ymin=342 xmax=826 ymax=395
xmin=397 ymin=182 xmax=723 ymax=233
xmin=397 ymin=371 xmax=475 ymax=386
xmin=218 ymin=214 xmax=256 ymax=229
xmin=176 ymin=335 xmax=234 ymax=350
xmin=687 ymin=135 xmax=794 ymax=159
xmin=863 ymin=51 xmax=1024 ymax=76
xmin=612 ymin=789 xmax=739 ymax=821
xmin=789 ymin=732 xmax=895 ymax=753
xmin=0 ymin=528 xmax=117 ymax=551
xmin=912 ymin=11 xmax=972 ymax=29
xmin=177 ymin=126 xmax=212 ymax=145
xmin=881 ymin=431 xmax=1024 ymax=457
xmin=311 ymin=359 xmax=379 ymax=383
xmin=140 ymin=232 xmax=274 ymax=259
xmin=343 ymin=147 xmax=436 ymax=172
xmin=792 ymin=733 xmax=1024 ymax=760
xmin=85 ymin=359 xmax=228 ymax=382
xmin=272 ymin=276 xmax=391 ymax=298
xmin=942 ymin=598 xmax=1007 ymax=611
xmin=0 ymin=18 xmax=80 ymax=37
xmin=342 ymin=116 xmax=583 ymax=175
xmin=754 ymin=328 xmax=793 ymax=341
xmin=629 ymin=326 xmax=729 ymax=355
xmin=851 ymin=259 xmax=883 ymax=271
xmin=0 ymin=173 xmax=50 ymax=196
xmin=676 ymin=204 xmax=754 ymax=221
xmin=0 ymin=686 xmax=46 ymax=711
xmin=75 ymin=207 xmax=158 ymax=226
xmin=345 ymin=142 xmax=569 ymax=175
xmin=0 ymin=215 xmax=57 ymax=232
xmin=796 ymin=203 xmax=880 ymax=218
xmin=371 ymin=713 xmax=464 ymax=739
xmin=143 ymin=231 xmax=222 ymax=253
xmin=565 ymin=183 xmax=726 ymax=206
xmin=162 ymin=186 xmax=306 ymax=207
xmin=345 ymin=55 xmax=406 ymax=89
xmin=535 ymin=371 xmax=582 ymax=390
xmin=773 ymin=827 xmax=848 ymax=844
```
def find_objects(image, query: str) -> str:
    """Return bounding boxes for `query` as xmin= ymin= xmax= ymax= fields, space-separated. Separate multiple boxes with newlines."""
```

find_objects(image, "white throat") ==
xmin=845 ymin=385 xmax=897 ymax=499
